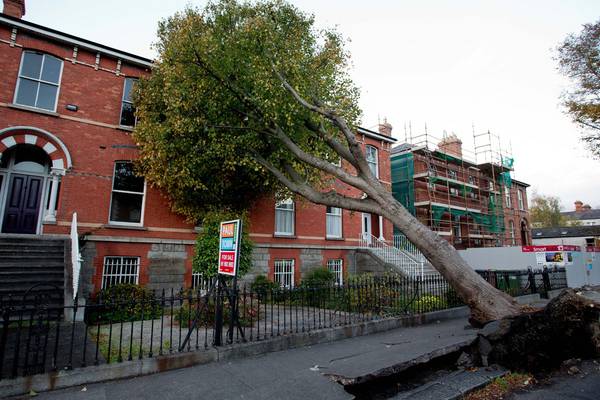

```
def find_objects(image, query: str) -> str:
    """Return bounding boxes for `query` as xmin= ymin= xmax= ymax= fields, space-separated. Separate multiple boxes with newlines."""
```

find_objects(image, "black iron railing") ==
xmin=0 ymin=274 xmax=462 ymax=380
xmin=0 ymin=270 xmax=568 ymax=381
xmin=476 ymin=268 xmax=567 ymax=298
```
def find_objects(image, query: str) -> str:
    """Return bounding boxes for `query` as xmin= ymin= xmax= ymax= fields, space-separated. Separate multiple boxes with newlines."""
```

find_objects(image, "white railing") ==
xmin=359 ymin=233 xmax=425 ymax=278
xmin=70 ymin=212 xmax=83 ymax=299
xmin=393 ymin=233 xmax=427 ymax=263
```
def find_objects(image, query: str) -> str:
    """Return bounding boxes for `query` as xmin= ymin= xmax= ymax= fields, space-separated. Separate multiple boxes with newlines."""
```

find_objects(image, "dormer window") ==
xmin=14 ymin=51 xmax=63 ymax=112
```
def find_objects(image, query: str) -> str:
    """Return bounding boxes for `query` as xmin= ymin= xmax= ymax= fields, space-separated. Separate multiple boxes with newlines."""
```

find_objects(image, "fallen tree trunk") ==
xmin=475 ymin=288 xmax=600 ymax=371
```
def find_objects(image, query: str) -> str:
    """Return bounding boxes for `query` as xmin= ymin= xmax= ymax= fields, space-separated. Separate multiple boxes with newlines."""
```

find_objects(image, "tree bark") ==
xmin=376 ymin=190 xmax=522 ymax=325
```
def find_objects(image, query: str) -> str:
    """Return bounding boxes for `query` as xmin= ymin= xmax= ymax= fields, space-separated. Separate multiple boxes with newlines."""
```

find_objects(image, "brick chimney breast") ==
xmin=574 ymin=200 xmax=583 ymax=212
xmin=438 ymin=134 xmax=463 ymax=159
xmin=378 ymin=118 xmax=393 ymax=136
xmin=2 ymin=0 xmax=25 ymax=18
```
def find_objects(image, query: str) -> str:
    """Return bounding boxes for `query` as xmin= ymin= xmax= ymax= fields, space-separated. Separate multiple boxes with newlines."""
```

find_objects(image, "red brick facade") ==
xmin=0 ymin=8 xmax=395 ymax=293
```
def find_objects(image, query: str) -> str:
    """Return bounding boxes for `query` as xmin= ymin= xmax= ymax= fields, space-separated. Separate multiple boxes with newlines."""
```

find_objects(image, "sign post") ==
xmin=215 ymin=219 xmax=243 ymax=345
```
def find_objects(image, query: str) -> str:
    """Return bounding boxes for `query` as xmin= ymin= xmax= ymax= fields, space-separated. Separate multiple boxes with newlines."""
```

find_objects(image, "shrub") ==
xmin=86 ymin=284 xmax=162 ymax=324
xmin=412 ymin=294 xmax=446 ymax=313
xmin=250 ymin=275 xmax=278 ymax=300
xmin=192 ymin=211 xmax=253 ymax=278
xmin=301 ymin=268 xmax=335 ymax=288
xmin=173 ymin=296 xmax=258 ymax=328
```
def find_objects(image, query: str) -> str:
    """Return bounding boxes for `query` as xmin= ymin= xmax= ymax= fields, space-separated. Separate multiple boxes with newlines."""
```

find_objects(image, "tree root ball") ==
xmin=476 ymin=289 xmax=600 ymax=371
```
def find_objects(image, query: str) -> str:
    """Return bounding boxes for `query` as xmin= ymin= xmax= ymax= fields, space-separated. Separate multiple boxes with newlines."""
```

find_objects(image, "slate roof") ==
xmin=562 ymin=209 xmax=600 ymax=221
xmin=532 ymin=225 xmax=600 ymax=238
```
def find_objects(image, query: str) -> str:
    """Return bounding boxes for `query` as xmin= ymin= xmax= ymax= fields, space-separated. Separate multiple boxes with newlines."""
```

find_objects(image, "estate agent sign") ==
xmin=218 ymin=219 xmax=242 ymax=276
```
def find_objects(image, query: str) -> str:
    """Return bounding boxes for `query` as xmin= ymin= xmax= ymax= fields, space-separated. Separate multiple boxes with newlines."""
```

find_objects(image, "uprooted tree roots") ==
xmin=472 ymin=288 xmax=600 ymax=372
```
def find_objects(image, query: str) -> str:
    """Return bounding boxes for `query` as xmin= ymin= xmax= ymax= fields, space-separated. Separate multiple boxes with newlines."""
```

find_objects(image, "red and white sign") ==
xmin=521 ymin=245 xmax=581 ymax=253
xmin=218 ymin=220 xmax=241 ymax=276
xmin=586 ymin=246 xmax=600 ymax=253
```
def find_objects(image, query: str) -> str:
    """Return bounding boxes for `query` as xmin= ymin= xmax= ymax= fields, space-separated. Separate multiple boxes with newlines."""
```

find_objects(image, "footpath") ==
xmin=11 ymin=318 xmax=482 ymax=400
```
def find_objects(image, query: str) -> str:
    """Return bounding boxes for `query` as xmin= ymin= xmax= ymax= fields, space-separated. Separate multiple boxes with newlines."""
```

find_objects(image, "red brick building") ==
xmin=0 ymin=1 xmax=395 ymax=295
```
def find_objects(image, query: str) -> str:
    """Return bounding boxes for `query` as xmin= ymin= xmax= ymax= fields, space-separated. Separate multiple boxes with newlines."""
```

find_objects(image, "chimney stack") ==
xmin=574 ymin=200 xmax=583 ymax=212
xmin=438 ymin=134 xmax=463 ymax=159
xmin=583 ymin=204 xmax=591 ymax=211
xmin=378 ymin=118 xmax=393 ymax=136
xmin=2 ymin=0 xmax=25 ymax=18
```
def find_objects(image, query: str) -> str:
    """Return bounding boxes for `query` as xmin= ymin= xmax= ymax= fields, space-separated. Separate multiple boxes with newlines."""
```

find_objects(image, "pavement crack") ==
xmin=329 ymin=350 xmax=373 ymax=364
xmin=382 ymin=340 xmax=411 ymax=346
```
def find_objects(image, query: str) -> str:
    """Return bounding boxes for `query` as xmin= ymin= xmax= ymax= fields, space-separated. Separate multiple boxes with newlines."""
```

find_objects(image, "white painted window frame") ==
xmin=509 ymin=220 xmax=516 ymax=245
xmin=365 ymin=145 xmax=379 ymax=178
xmin=13 ymin=51 xmax=63 ymax=113
xmin=517 ymin=189 xmax=525 ymax=210
xmin=119 ymin=77 xmax=138 ymax=128
xmin=101 ymin=256 xmax=140 ymax=289
xmin=274 ymin=198 xmax=295 ymax=236
xmin=326 ymin=206 xmax=343 ymax=239
xmin=108 ymin=161 xmax=146 ymax=227
xmin=505 ymin=188 xmax=512 ymax=208
xmin=327 ymin=259 xmax=343 ymax=286
xmin=274 ymin=259 xmax=294 ymax=288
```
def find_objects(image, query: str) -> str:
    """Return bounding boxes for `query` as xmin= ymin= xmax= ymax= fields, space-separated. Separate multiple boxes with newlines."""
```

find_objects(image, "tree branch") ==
xmin=252 ymin=154 xmax=381 ymax=214
xmin=269 ymin=125 xmax=373 ymax=193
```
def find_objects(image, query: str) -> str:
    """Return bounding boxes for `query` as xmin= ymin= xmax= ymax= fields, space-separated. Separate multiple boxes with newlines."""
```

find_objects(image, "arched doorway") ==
xmin=0 ymin=145 xmax=51 ymax=234
xmin=520 ymin=219 xmax=530 ymax=246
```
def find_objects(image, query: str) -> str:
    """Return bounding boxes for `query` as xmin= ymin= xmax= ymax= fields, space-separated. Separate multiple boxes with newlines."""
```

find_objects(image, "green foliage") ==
xmin=192 ymin=211 xmax=253 ymax=278
xmin=300 ymin=268 xmax=335 ymax=287
xmin=556 ymin=19 xmax=600 ymax=158
xmin=530 ymin=194 xmax=579 ymax=228
xmin=250 ymin=275 xmax=278 ymax=300
xmin=87 ymin=284 xmax=162 ymax=324
xmin=412 ymin=295 xmax=446 ymax=313
xmin=133 ymin=0 xmax=361 ymax=220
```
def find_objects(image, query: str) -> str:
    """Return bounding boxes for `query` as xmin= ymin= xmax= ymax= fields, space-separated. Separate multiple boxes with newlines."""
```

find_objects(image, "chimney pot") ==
xmin=378 ymin=118 xmax=393 ymax=136
xmin=3 ymin=0 xmax=25 ymax=18
xmin=574 ymin=200 xmax=583 ymax=212
xmin=438 ymin=134 xmax=463 ymax=159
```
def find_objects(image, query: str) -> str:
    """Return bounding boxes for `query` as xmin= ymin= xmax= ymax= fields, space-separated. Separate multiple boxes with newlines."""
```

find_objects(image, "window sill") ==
xmin=326 ymin=237 xmax=345 ymax=241
xmin=117 ymin=125 xmax=135 ymax=132
xmin=8 ymin=103 xmax=59 ymax=117
xmin=273 ymin=234 xmax=296 ymax=239
xmin=104 ymin=224 xmax=147 ymax=231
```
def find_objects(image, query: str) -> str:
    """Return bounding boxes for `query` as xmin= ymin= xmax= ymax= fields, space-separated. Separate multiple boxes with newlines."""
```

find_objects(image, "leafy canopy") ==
xmin=556 ymin=19 xmax=600 ymax=158
xmin=134 ymin=0 xmax=361 ymax=221
xmin=530 ymin=194 xmax=579 ymax=228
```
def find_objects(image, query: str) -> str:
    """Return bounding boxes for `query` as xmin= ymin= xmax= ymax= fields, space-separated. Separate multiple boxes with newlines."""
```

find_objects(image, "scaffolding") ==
xmin=391 ymin=125 xmax=518 ymax=248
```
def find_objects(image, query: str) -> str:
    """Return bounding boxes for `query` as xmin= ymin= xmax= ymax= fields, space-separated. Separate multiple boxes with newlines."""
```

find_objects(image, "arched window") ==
xmin=365 ymin=145 xmax=378 ymax=178
xmin=14 ymin=51 xmax=63 ymax=112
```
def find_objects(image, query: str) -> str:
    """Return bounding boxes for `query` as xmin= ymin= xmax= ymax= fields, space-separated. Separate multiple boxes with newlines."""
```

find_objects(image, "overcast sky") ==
xmin=22 ymin=0 xmax=600 ymax=209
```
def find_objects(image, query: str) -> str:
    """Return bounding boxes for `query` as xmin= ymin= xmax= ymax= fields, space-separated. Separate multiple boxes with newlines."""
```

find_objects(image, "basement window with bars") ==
xmin=327 ymin=259 xmax=343 ymax=286
xmin=102 ymin=256 xmax=140 ymax=289
xmin=274 ymin=259 xmax=294 ymax=288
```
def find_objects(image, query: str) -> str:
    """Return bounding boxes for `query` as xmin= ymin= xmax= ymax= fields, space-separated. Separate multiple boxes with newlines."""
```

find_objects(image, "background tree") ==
xmin=557 ymin=19 xmax=600 ymax=158
xmin=134 ymin=0 xmax=521 ymax=324
xmin=530 ymin=194 xmax=580 ymax=228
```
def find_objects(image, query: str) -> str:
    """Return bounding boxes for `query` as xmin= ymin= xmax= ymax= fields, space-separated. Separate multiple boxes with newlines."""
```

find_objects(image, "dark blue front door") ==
xmin=2 ymin=174 xmax=43 ymax=234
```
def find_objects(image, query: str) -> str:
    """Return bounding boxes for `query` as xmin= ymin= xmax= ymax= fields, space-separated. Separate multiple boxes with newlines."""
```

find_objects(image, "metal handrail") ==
xmin=359 ymin=233 xmax=425 ymax=278
xmin=70 ymin=212 xmax=83 ymax=299
xmin=393 ymin=233 xmax=427 ymax=263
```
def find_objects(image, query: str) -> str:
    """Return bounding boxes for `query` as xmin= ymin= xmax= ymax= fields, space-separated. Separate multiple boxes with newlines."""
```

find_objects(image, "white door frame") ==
xmin=361 ymin=212 xmax=372 ymax=242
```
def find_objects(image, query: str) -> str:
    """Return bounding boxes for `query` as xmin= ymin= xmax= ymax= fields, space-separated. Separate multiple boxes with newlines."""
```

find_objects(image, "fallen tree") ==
xmin=475 ymin=288 xmax=600 ymax=371
xmin=134 ymin=0 xmax=520 ymax=325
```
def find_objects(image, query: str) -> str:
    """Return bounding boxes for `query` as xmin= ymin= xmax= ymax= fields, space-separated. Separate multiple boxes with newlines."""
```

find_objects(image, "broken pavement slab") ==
xmin=390 ymin=366 xmax=508 ymax=400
